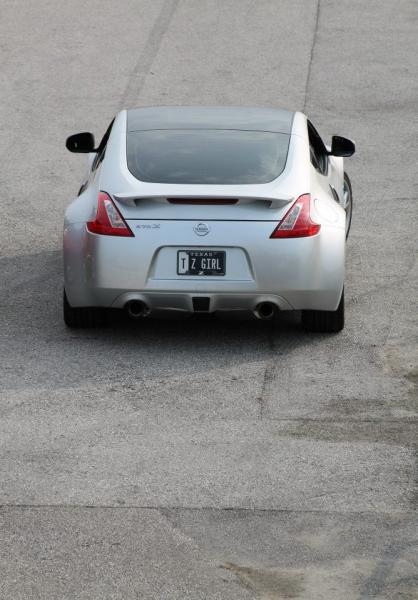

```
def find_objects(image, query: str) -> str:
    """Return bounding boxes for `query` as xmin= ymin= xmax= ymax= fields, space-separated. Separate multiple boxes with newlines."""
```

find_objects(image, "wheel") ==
xmin=302 ymin=289 xmax=344 ymax=333
xmin=63 ymin=291 xmax=106 ymax=328
xmin=342 ymin=172 xmax=353 ymax=239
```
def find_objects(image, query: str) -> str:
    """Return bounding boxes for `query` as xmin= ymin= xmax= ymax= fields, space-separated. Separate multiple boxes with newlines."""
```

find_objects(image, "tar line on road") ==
xmin=302 ymin=0 xmax=321 ymax=112
xmin=120 ymin=0 xmax=180 ymax=109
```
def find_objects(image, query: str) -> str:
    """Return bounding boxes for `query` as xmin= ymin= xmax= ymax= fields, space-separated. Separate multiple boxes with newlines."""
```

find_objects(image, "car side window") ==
xmin=92 ymin=118 xmax=115 ymax=172
xmin=308 ymin=120 xmax=328 ymax=176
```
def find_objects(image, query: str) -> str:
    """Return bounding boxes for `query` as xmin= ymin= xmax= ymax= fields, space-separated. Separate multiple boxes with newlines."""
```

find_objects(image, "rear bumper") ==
xmin=64 ymin=221 xmax=345 ymax=311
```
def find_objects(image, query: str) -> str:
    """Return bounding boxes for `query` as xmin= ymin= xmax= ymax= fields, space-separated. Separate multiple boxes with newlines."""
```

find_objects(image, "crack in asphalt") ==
xmin=257 ymin=330 xmax=300 ymax=420
xmin=302 ymin=0 xmax=321 ymax=112
xmin=257 ymin=332 xmax=277 ymax=419
xmin=120 ymin=0 xmax=180 ymax=108
xmin=1 ymin=505 xmax=417 ymax=515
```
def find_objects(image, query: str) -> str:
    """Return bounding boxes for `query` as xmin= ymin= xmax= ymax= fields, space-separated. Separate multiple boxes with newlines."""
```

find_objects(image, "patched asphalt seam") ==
xmin=358 ymin=541 xmax=418 ymax=600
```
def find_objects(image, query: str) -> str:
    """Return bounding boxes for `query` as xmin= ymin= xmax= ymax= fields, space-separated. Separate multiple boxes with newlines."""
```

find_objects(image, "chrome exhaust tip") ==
xmin=125 ymin=300 xmax=150 ymax=319
xmin=254 ymin=302 xmax=277 ymax=320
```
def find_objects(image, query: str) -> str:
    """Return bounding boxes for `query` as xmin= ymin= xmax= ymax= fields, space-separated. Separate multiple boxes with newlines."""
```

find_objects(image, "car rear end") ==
xmin=64 ymin=108 xmax=345 ymax=319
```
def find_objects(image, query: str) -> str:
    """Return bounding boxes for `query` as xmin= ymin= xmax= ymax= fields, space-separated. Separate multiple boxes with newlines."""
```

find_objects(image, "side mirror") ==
xmin=66 ymin=132 xmax=96 ymax=153
xmin=329 ymin=135 xmax=355 ymax=157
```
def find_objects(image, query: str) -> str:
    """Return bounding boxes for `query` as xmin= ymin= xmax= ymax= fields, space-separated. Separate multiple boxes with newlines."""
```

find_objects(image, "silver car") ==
xmin=64 ymin=106 xmax=354 ymax=332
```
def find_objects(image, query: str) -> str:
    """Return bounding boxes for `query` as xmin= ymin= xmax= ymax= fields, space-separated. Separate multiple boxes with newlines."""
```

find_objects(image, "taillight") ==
xmin=87 ymin=191 xmax=134 ymax=237
xmin=270 ymin=194 xmax=320 ymax=238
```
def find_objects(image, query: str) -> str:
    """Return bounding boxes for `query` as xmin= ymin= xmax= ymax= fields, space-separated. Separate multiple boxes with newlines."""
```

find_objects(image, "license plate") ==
xmin=177 ymin=250 xmax=226 ymax=276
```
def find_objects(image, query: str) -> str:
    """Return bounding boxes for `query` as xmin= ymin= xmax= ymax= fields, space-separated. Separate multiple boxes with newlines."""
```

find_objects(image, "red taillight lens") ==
xmin=87 ymin=192 xmax=134 ymax=237
xmin=270 ymin=194 xmax=320 ymax=238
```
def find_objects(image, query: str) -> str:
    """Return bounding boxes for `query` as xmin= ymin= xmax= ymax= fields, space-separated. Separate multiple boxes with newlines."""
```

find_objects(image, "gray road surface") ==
xmin=0 ymin=1 xmax=417 ymax=598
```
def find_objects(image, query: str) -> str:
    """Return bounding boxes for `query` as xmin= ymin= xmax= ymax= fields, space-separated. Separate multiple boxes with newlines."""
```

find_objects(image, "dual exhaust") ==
xmin=253 ymin=302 xmax=277 ymax=320
xmin=125 ymin=299 xmax=277 ymax=320
xmin=125 ymin=300 xmax=150 ymax=319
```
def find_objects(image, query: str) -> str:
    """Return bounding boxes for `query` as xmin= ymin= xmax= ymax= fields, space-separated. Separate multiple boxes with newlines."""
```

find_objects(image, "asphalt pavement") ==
xmin=0 ymin=1 xmax=417 ymax=598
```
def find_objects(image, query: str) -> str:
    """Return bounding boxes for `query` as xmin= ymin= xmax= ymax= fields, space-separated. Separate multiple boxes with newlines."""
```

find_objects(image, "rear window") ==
xmin=126 ymin=129 xmax=290 ymax=184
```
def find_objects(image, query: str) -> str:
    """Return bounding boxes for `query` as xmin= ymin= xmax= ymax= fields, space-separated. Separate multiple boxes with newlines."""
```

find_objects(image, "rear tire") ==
xmin=302 ymin=289 xmax=344 ymax=333
xmin=63 ymin=291 xmax=106 ymax=328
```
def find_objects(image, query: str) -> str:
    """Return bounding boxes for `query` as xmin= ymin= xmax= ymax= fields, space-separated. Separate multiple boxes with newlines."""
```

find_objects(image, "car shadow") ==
xmin=0 ymin=250 xmax=319 ymax=392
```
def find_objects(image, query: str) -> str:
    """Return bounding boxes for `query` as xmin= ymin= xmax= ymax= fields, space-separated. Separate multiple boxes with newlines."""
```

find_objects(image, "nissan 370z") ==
xmin=63 ymin=106 xmax=355 ymax=332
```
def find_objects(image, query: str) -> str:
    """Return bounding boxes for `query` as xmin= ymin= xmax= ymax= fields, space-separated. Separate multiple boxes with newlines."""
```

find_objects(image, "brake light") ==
xmin=87 ymin=192 xmax=134 ymax=237
xmin=270 ymin=194 xmax=320 ymax=238
xmin=168 ymin=198 xmax=238 ymax=205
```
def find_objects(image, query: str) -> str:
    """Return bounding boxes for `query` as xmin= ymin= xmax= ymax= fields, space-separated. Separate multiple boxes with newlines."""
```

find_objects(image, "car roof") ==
xmin=126 ymin=106 xmax=295 ymax=134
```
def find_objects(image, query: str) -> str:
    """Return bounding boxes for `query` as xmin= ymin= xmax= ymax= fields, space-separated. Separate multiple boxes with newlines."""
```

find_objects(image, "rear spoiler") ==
xmin=113 ymin=193 xmax=294 ymax=209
